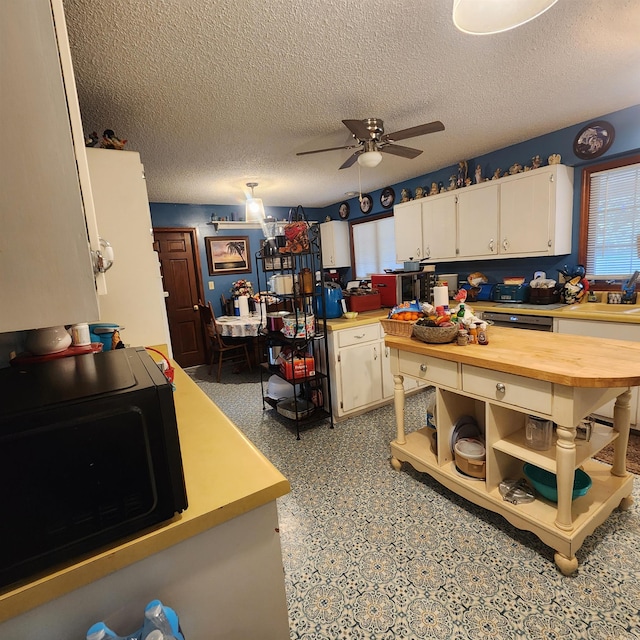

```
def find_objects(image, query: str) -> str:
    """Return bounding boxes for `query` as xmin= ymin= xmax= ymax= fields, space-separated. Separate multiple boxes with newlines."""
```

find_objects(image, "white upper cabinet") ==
xmin=0 ymin=0 xmax=101 ymax=332
xmin=320 ymin=220 xmax=351 ymax=268
xmin=393 ymin=165 xmax=574 ymax=264
xmin=499 ymin=165 xmax=573 ymax=257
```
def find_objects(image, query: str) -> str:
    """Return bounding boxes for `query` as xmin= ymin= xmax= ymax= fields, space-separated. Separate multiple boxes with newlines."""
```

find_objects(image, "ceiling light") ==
xmin=452 ymin=0 xmax=559 ymax=35
xmin=245 ymin=182 xmax=265 ymax=222
xmin=357 ymin=151 xmax=383 ymax=168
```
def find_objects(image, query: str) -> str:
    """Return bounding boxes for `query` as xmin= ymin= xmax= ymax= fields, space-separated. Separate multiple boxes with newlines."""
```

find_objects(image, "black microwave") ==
xmin=0 ymin=347 xmax=188 ymax=589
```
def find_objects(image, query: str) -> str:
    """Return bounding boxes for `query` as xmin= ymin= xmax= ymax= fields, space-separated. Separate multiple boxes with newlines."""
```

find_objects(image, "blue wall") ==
xmin=149 ymin=203 xmax=322 ymax=315
xmin=150 ymin=105 xmax=640 ymax=311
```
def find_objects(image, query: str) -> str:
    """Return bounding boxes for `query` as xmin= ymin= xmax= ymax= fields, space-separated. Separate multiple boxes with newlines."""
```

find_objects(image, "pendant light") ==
xmin=452 ymin=0 xmax=559 ymax=35
xmin=245 ymin=182 xmax=266 ymax=221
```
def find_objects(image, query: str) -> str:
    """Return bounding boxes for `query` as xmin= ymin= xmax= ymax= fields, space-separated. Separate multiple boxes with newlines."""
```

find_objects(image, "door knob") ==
xmin=193 ymin=304 xmax=199 ymax=311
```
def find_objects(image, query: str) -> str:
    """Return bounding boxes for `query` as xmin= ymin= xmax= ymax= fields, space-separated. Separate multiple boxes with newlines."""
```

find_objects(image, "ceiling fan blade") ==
xmin=382 ymin=120 xmax=445 ymax=143
xmin=380 ymin=144 xmax=423 ymax=159
xmin=342 ymin=119 xmax=372 ymax=140
xmin=339 ymin=151 xmax=362 ymax=170
xmin=297 ymin=144 xmax=358 ymax=156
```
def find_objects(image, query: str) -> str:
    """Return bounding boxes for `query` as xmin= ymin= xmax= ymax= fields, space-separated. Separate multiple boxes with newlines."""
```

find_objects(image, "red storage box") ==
xmin=346 ymin=292 xmax=382 ymax=312
xmin=279 ymin=354 xmax=315 ymax=380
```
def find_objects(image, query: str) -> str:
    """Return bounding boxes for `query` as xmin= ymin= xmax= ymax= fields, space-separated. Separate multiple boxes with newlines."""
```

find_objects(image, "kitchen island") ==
xmin=0 ymin=349 xmax=290 ymax=638
xmin=386 ymin=327 xmax=640 ymax=574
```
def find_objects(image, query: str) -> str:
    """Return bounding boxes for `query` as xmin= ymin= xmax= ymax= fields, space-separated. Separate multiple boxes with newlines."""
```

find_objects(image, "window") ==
xmin=351 ymin=214 xmax=402 ymax=279
xmin=579 ymin=155 xmax=640 ymax=279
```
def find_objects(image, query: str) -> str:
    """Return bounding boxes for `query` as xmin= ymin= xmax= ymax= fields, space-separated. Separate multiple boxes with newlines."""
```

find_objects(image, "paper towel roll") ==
xmin=238 ymin=295 xmax=250 ymax=317
xmin=433 ymin=285 xmax=449 ymax=308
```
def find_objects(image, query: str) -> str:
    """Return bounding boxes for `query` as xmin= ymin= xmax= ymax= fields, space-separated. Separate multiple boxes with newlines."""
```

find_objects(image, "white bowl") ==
xmin=25 ymin=326 xmax=72 ymax=355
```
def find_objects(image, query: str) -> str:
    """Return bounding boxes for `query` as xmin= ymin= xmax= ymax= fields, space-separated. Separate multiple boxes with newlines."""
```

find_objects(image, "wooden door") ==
xmin=153 ymin=228 xmax=207 ymax=367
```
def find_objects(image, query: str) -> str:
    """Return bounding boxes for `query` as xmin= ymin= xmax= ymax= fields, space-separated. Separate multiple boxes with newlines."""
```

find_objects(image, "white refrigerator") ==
xmin=86 ymin=148 xmax=172 ymax=354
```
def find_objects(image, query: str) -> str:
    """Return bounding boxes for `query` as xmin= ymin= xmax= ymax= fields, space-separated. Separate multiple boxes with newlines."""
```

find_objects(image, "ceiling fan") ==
xmin=296 ymin=118 xmax=445 ymax=169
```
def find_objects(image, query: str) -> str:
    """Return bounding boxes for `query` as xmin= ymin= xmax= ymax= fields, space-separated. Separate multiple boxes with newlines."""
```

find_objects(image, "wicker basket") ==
xmin=412 ymin=323 xmax=458 ymax=344
xmin=380 ymin=318 xmax=415 ymax=337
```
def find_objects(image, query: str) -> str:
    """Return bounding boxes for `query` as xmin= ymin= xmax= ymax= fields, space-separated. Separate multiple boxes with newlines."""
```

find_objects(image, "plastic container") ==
xmin=282 ymin=312 xmax=315 ymax=338
xmin=89 ymin=323 xmax=122 ymax=351
xmin=523 ymin=463 xmax=592 ymax=502
xmin=454 ymin=438 xmax=486 ymax=478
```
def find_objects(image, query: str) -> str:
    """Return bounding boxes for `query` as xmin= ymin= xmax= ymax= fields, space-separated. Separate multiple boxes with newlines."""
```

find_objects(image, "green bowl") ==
xmin=523 ymin=463 xmax=592 ymax=502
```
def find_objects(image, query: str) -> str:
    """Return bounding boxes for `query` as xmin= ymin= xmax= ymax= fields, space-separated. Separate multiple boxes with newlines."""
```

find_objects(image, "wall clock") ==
xmin=338 ymin=202 xmax=350 ymax=219
xmin=359 ymin=194 xmax=373 ymax=214
xmin=573 ymin=121 xmax=615 ymax=160
xmin=380 ymin=187 xmax=395 ymax=209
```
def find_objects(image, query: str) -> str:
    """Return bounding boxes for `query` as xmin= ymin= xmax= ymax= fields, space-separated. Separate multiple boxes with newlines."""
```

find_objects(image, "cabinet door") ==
xmin=320 ymin=220 xmax=351 ymax=268
xmin=382 ymin=342 xmax=418 ymax=398
xmin=338 ymin=342 xmax=383 ymax=412
xmin=1 ymin=0 xmax=99 ymax=332
xmin=457 ymin=183 xmax=499 ymax=258
xmin=500 ymin=170 xmax=553 ymax=255
xmin=421 ymin=194 xmax=457 ymax=260
xmin=556 ymin=318 xmax=639 ymax=424
xmin=394 ymin=201 xmax=423 ymax=262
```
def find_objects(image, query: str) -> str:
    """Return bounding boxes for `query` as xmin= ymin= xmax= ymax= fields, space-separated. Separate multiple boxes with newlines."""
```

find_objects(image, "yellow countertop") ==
xmin=469 ymin=300 xmax=640 ymax=324
xmin=0 ymin=349 xmax=290 ymax=622
xmin=325 ymin=309 xmax=389 ymax=331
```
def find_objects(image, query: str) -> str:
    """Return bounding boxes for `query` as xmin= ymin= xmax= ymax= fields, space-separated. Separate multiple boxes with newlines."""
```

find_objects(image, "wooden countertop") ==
xmin=325 ymin=309 xmax=389 ymax=331
xmin=385 ymin=326 xmax=640 ymax=388
xmin=0 ymin=349 xmax=290 ymax=622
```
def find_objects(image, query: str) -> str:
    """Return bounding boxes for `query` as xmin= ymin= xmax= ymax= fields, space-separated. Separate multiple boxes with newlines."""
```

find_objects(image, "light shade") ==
xmin=357 ymin=150 xmax=383 ymax=168
xmin=245 ymin=197 xmax=265 ymax=221
xmin=452 ymin=0 xmax=558 ymax=35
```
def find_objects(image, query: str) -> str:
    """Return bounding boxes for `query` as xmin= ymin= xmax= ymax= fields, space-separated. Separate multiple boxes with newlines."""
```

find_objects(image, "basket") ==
xmin=412 ymin=324 xmax=459 ymax=344
xmin=380 ymin=318 xmax=415 ymax=337
xmin=145 ymin=347 xmax=175 ymax=384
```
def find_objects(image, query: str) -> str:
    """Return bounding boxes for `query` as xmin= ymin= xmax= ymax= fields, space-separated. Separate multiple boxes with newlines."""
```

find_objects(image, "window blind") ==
xmin=352 ymin=217 xmax=401 ymax=279
xmin=587 ymin=162 xmax=640 ymax=278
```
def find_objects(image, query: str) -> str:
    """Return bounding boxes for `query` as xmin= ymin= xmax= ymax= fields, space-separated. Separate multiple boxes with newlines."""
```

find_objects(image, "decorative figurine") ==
xmin=457 ymin=160 xmax=468 ymax=188
xmin=531 ymin=155 xmax=542 ymax=169
xmin=448 ymin=175 xmax=458 ymax=191
xmin=414 ymin=186 xmax=425 ymax=199
xmin=548 ymin=153 xmax=561 ymax=165
xmin=430 ymin=182 xmax=439 ymax=196
xmin=85 ymin=131 xmax=100 ymax=147
xmin=438 ymin=181 xmax=445 ymax=193
xmin=475 ymin=164 xmax=482 ymax=184
xmin=509 ymin=163 xmax=523 ymax=175
xmin=400 ymin=188 xmax=412 ymax=203
xmin=492 ymin=168 xmax=502 ymax=180
xmin=101 ymin=129 xmax=127 ymax=150
xmin=465 ymin=177 xmax=472 ymax=187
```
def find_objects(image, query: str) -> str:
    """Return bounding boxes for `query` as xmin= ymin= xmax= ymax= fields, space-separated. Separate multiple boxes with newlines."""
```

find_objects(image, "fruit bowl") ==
xmin=412 ymin=324 xmax=458 ymax=344
xmin=343 ymin=311 xmax=358 ymax=319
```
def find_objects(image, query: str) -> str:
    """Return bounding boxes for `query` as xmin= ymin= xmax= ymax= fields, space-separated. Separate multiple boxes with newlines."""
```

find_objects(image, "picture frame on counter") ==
xmin=205 ymin=236 xmax=251 ymax=275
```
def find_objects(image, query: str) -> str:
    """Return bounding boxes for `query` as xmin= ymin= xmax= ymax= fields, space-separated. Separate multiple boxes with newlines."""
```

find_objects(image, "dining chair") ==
xmin=198 ymin=300 xmax=252 ymax=382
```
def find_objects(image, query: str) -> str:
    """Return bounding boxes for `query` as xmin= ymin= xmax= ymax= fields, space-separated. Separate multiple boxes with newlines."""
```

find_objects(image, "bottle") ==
xmin=301 ymin=268 xmax=313 ymax=294
xmin=468 ymin=324 xmax=477 ymax=344
xmin=233 ymin=297 xmax=240 ymax=316
xmin=142 ymin=600 xmax=182 ymax=640
xmin=86 ymin=622 xmax=123 ymax=640
xmin=477 ymin=322 xmax=489 ymax=345
xmin=456 ymin=303 xmax=466 ymax=321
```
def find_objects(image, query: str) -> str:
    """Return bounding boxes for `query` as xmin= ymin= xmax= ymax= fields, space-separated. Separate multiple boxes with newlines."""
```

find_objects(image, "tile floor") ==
xmin=189 ymin=367 xmax=640 ymax=639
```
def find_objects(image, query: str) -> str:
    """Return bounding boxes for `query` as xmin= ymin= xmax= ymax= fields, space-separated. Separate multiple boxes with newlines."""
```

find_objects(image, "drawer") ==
xmin=336 ymin=323 xmax=380 ymax=348
xmin=462 ymin=364 xmax=552 ymax=414
xmin=397 ymin=352 xmax=459 ymax=388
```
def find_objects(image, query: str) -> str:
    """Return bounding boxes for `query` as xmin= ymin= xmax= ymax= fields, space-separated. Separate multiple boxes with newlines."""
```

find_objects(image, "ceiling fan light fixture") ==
xmin=452 ymin=0 xmax=559 ymax=35
xmin=357 ymin=150 xmax=383 ymax=168
xmin=245 ymin=182 xmax=266 ymax=222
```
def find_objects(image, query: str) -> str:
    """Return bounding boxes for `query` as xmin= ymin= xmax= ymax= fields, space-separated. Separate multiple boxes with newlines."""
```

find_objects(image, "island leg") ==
xmin=554 ymin=551 xmax=579 ymax=576
xmin=554 ymin=423 xmax=577 ymax=531
xmin=612 ymin=389 xmax=631 ymax=477
xmin=390 ymin=374 xmax=406 ymax=471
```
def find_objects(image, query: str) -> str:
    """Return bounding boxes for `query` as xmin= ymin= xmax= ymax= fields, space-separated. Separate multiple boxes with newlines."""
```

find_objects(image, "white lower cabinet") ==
xmin=556 ymin=318 xmax=640 ymax=426
xmin=329 ymin=323 xmax=419 ymax=420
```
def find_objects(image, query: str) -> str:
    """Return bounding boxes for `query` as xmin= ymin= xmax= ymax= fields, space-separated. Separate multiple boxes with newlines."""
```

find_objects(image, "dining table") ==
xmin=215 ymin=314 xmax=264 ymax=338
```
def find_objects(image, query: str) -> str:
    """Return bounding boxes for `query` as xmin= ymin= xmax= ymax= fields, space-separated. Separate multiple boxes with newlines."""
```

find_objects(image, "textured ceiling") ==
xmin=62 ymin=0 xmax=640 ymax=208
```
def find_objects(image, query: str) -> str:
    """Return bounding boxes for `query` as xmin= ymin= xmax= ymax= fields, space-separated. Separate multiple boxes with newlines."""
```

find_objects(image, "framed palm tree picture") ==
xmin=205 ymin=236 xmax=251 ymax=275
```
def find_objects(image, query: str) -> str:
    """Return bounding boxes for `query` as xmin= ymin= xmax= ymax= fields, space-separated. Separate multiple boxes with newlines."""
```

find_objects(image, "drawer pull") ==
xmin=496 ymin=382 xmax=506 ymax=393
xmin=354 ymin=333 xmax=365 ymax=339
xmin=420 ymin=363 xmax=428 ymax=372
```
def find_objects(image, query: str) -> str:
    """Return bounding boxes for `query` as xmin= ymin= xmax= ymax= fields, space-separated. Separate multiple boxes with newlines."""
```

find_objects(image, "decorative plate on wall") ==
xmin=573 ymin=120 xmax=615 ymax=160
xmin=359 ymin=194 xmax=373 ymax=214
xmin=338 ymin=202 xmax=350 ymax=219
xmin=380 ymin=187 xmax=395 ymax=209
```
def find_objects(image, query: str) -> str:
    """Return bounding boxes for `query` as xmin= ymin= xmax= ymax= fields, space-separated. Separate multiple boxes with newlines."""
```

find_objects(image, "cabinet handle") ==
xmin=373 ymin=347 xmax=378 ymax=360
xmin=420 ymin=363 xmax=427 ymax=372
xmin=354 ymin=333 xmax=365 ymax=339
xmin=502 ymin=238 xmax=509 ymax=251
xmin=496 ymin=382 xmax=506 ymax=393
xmin=489 ymin=239 xmax=494 ymax=252
xmin=385 ymin=346 xmax=390 ymax=357
xmin=424 ymin=246 xmax=431 ymax=258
